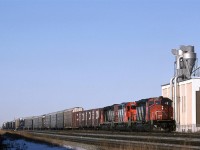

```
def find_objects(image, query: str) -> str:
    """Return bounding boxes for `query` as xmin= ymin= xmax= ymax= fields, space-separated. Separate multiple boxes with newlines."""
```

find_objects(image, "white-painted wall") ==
xmin=161 ymin=78 xmax=200 ymax=132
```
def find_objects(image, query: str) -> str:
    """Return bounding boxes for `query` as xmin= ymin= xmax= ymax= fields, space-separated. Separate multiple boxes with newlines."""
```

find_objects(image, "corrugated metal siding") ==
xmin=50 ymin=113 xmax=57 ymax=128
xmin=57 ymin=111 xmax=64 ymax=129
xmin=86 ymin=110 xmax=92 ymax=127
xmin=38 ymin=116 xmax=45 ymax=129
xmin=78 ymin=111 xmax=83 ymax=127
xmin=94 ymin=109 xmax=101 ymax=126
xmin=45 ymin=114 xmax=51 ymax=129
xmin=64 ymin=110 xmax=73 ymax=128
xmin=64 ymin=107 xmax=84 ymax=128
xmin=15 ymin=119 xmax=20 ymax=129
xmin=80 ymin=111 xmax=86 ymax=127
xmin=72 ymin=111 xmax=79 ymax=128
xmin=33 ymin=117 xmax=39 ymax=129
xmin=86 ymin=109 xmax=101 ymax=127
xmin=24 ymin=117 xmax=33 ymax=129
xmin=72 ymin=108 xmax=100 ymax=128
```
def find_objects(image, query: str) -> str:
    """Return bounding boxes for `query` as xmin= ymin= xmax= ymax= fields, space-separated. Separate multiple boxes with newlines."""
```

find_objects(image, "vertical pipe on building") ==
xmin=174 ymin=77 xmax=178 ymax=124
xmin=174 ymin=76 xmax=181 ymax=124
xmin=170 ymin=77 xmax=175 ymax=119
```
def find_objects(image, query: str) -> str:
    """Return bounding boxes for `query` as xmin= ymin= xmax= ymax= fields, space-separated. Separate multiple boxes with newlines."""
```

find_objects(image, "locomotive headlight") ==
xmin=162 ymin=106 xmax=163 ymax=110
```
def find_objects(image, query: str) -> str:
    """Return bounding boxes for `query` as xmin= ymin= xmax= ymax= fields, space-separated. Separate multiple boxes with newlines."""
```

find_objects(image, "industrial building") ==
xmin=162 ymin=45 xmax=200 ymax=132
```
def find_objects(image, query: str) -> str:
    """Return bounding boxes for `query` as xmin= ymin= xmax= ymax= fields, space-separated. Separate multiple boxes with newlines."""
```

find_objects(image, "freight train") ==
xmin=2 ymin=96 xmax=176 ymax=131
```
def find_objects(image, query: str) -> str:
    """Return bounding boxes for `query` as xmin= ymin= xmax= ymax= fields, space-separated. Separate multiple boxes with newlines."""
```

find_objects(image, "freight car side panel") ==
xmin=15 ymin=119 xmax=20 ymax=129
xmin=72 ymin=112 xmax=79 ymax=128
xmin=79 ymin=111 xmax=83 ymax=127
xmin=50 ymin=113 xmax=57 ymax=128
xmin=24 ymin=118 xmax=33 ymax=129
xmin=64 ymin=107 xmax=84 ymax=128
xmin=73 ymin=109 xmax=101 ymax=128
xmin=81 ymin=111 xmax=86 ymax=127
xmin=94 ymin=109 xmax=101 ymax=127
xmin=57 ymin=111 xmax=64 ymax=129
xmin=45 ymin=115 xmax=51 ymax=129
xmin=33 ymin=117 xmax=39 ymax=129
xmin=38 ymin=116 xmax=45 ymax=129
xmin=86 ymin=109 xmax=101 ymax=127
xmin=86 ymin=110 xmax=92 ymax=127
xmin=64 ymin=111 xmax=73 ymax=128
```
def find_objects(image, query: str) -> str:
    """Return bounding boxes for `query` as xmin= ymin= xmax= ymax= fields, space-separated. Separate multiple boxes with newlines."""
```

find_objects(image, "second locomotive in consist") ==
xmin=2 ymin=96 xmax=175 ymax=132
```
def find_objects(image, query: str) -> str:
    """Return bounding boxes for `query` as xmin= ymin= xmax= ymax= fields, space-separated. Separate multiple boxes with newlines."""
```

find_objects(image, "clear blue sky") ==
xmin=1 ymin=0 xmax=200 ymax=126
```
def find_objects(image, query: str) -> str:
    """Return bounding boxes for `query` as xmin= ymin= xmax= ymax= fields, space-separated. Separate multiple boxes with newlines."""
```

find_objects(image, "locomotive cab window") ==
xmin=169 ymin=101 xmax=172 ymax=106
xmin=149 ymin=101 xmax=154 ymax=106
xmin=164 ymin=101 xmax=168 ymax=105
xmin=162 ymin=100 xmax=172 ymax=106
xmin=131 ymin=105 xmax=136 ymax=109
xmin=155 ymin=101 xmax=161 ymax=105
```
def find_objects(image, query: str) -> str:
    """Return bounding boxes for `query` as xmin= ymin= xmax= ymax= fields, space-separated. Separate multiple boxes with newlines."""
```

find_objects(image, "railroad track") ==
xmin=24 ymin=130 xmax=200 ymax=150
xmin=28 ymin=129 xmax=200 ymax=139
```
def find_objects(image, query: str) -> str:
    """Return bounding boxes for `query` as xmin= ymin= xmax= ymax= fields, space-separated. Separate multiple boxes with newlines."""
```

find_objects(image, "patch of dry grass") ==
xmin=0 ymin=130 xmax=6 ymax=135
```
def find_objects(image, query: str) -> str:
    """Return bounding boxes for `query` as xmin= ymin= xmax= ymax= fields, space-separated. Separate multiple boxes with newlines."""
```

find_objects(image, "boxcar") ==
xmin=73 ymin=108 xmax=101 ymax=129
xmin=72 ymin=111 xmax=80 ymax=128
xmin=81 ymin=111 xmax=86 ymax=127
xmin=56 ymin=110 xmax=64 ymax=129
xmin=42 ymin=107 xmax=84 ymax=129
xmin=50 ymin=112 xmax=57 ymax=129
xmin=15 ymin=119 xmax=20 ymax=130
xmin=87 ymin=108 xmax=101 ymax=128
xmin=56 ymin=107 xmax=83 ymax=129
xmin=38 ymin=115 xmax=45 ymax=129
xmin=24 ymin=117 xmax=33 ymax=130
xmin=15 ymin=118 xmax=25 ymax=130
xmin=7 ymin=121 xmax=15 ymax=129
xmin=2 ymin=122 xmax=6 ymax=129
xmin=44 ymin=114 xmax=51 ymax=129
xmin=64 ymin=107 xmax=83 ymax=129
xmin=33 ymin=116 xmax=39 ymax=129
xmin=64 ymin=109 xmax=73 ymax=128
xmin=5 ymin=122 xmax=8 ymax=129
